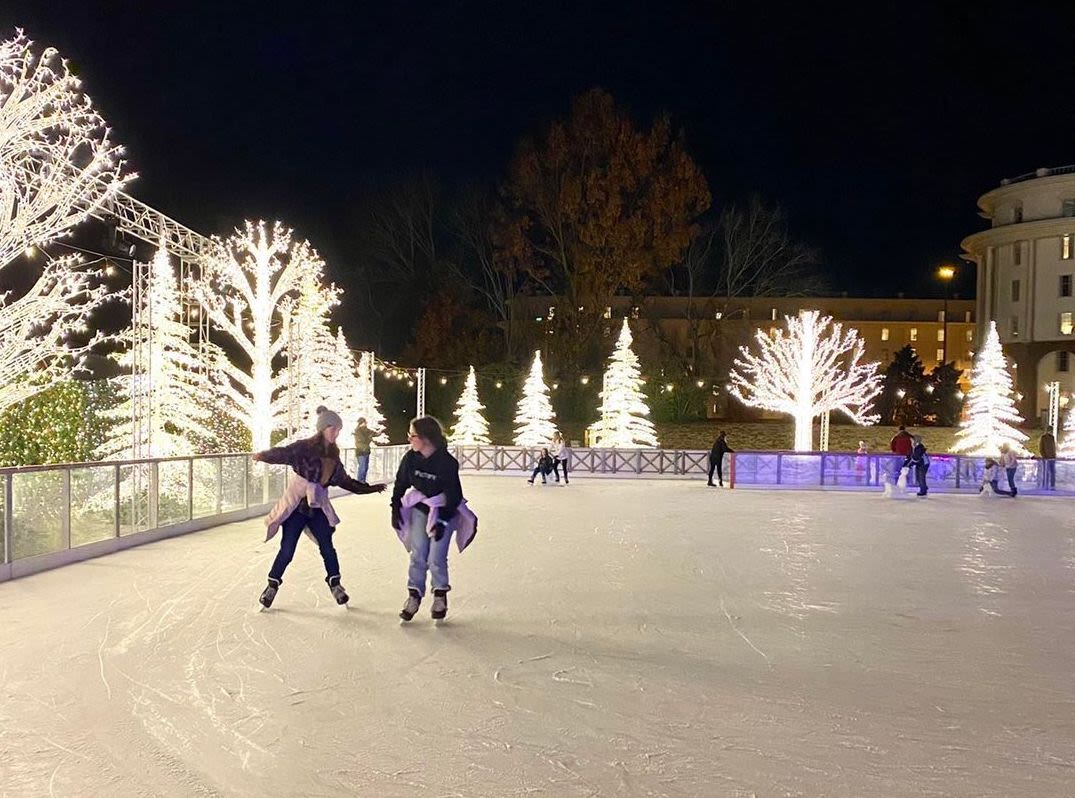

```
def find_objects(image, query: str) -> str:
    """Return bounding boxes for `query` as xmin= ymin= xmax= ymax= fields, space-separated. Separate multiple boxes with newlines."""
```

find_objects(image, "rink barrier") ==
xmin=0 ymin=446 xmax=403 ymax=583
xmin=448 ymin=445 xmax=1075 ymax=494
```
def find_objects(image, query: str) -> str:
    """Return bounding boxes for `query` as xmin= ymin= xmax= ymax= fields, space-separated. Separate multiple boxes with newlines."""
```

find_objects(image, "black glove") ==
xmin=391 ymin=506 xmax=402 ymax=529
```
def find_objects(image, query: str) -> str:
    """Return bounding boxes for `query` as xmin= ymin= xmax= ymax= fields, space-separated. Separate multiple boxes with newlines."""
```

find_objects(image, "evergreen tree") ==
xmin=875 ymin=345 xmax=927 ymax=426
xmin=925 ymin=362 xmax=964 ymax=427
xmin=98 ymin=243 xmax=213 ymax=459
xmin=513 ymin=350 xmax=557 ymax=447
xmin=951 ymin=321 xmax=1028 ymax=455
xmin=589 ymin=319 xmax=658 ymax=447
xmin=1059 ymin=403 xmax=1075 ymax=458
xmin=451 ymin=365 xmax=492 ymax=445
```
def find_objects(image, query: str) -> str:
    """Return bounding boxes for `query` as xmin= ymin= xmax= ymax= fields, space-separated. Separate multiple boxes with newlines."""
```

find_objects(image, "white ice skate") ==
xmin=882 ymin=467 xmax=911 ymax=499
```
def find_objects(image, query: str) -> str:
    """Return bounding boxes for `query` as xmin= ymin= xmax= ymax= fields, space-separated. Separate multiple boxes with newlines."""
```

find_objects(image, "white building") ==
xmin=961 ymin=166 xmax=1075 ymax=423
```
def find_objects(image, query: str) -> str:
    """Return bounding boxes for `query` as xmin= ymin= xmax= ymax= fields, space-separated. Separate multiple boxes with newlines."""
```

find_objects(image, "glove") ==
xmin=369 ymin=483 xmax=387 ymax=493
xmin=391 ymin=506 xmax=402 ymax=530
xmin=430 ymin=519 xmax=448 ymax=541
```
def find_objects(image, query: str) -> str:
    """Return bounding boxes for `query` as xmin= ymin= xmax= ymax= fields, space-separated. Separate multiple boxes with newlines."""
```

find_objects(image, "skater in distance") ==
xmin=707 ymin=431 xmax=733 ymax=487
xmin=551 ymin=431 xmax=570 ymax=484
xmin=528 ymin=448 xmax=555 ymax=485
xmin=253 ymin=406 xmax=386 ymax=609
xmin=392 ymin=416 xmax=477 ymax=622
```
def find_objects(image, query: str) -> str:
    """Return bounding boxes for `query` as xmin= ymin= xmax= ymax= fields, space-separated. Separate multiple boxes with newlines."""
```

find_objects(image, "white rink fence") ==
xmin=2 ymin=444 xmax=1070 ymax=582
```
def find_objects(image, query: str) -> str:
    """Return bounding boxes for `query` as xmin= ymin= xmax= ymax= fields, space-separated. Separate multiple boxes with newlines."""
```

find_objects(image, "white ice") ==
xmin=2 ymin=476 xmax=1074 ymax=797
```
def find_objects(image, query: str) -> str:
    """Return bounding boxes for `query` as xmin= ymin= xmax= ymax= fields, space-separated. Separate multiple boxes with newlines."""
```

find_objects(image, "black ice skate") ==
xmin=327 ymin=575 xmax=349 ymax=605
xmin=431 ymin=589 xmax=448 ymax=620
xmin=260 ymin=578 xmax=281 ymax=609
xmin=399 ymin=588 xmax=421 ymax=621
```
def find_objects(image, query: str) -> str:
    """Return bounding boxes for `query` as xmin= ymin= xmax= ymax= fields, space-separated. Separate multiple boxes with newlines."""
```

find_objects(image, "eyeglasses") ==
xmin=407 ymin=432 xmax=419 ymax=440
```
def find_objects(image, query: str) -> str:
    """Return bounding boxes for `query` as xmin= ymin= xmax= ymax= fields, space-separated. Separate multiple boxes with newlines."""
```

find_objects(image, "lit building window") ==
xmin=937 ymin=310 xmax=946 ymax=322
xmin=1061 ymin=274 xmax=1072 ymax=297
xmin=909 ymin=328 xmax=918 ymax=342
xmin=965 ymin=311 xmax=972 ymax=322
xmin=1063 ymin=234 xmax=1074 ymax=260
xmin=770 ymin=308 xmax=778 ymax=321
xmin=603 ymin=306 xmax=612 ymax=319
xmin=965 ymin=329 xmax=973 ymax=342
xmin=936 ymin=349 xmax=945 ymax=363
xmin=1061 ymin=312 xmax=1074 ymax=336
xmin=881 ymin=327 xmax=889 ymax=341
xmin=937 ymin=329 xmax=945 ymax=342
xmin=1012 ymin=317 xmax=1020 ymax=337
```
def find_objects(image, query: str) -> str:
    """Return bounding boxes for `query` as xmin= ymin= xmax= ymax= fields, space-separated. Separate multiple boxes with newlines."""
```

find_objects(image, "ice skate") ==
xmin=259 ymin=578 xmax=281 ymax=609
xmin=399 ymin=589 xmax=421 ymax=621
xmin=327 ymin=575 xmax=349 ymax=606
xmin=431 ymin=589 xmax=448 ymax=621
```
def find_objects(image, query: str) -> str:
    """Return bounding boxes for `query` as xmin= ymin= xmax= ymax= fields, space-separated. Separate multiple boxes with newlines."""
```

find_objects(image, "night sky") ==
xmin=12 ymin=2 xmax=1075 ymax=306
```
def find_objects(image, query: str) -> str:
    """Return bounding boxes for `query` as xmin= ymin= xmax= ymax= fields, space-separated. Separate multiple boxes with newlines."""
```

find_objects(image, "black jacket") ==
xmin=535 ymin=454 xmax=554 ymax=473
xmin=903 ymin=443 xmax=929 ymax=469
xmin=709 ymin=438 xmax=734 ymax=462
xmin=391 ymin=447 xmax=463 ymax=520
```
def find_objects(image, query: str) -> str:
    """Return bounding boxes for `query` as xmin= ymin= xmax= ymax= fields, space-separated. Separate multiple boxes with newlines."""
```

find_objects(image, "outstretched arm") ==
xmin=329 ymin=462 xmax=385 ymax=495
xmin=253 ymin=442 xmax=299 ymax=465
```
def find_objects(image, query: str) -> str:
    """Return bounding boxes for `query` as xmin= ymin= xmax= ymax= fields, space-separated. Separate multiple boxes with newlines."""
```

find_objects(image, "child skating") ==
xmin=254 ymin=406 xmax=386 ymax=609
xmin=391 ymin=416 xmax=477 ymax=622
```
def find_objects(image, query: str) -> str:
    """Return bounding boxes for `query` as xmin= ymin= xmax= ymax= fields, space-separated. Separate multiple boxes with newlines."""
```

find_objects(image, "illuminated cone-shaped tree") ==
xmin=729 ymin=310 xmax=882 ymax=452
xmin=280 ymin=278 xmax=341 ymax=438
xmin=98 ymin=242 xmax=213 ymax=459
xmin=513 ymin=350 xmax=557 ymax=447
xmin=588 ymin=319 xmax=657 ymax=448
xmin=1059 ymin=402 xmax=1075 ymax=458
xmin=194 ymin=221 xmax=337 ymax=451
xmin=951 ymin=321 xmax=1028 ymax=456
xmin=0 ymin=31 xmax=129 ymax=410
xmin=451 ymin=365 xmax=491 ymax=445
xmin=355 ymin=351 xmax=388 ymax=444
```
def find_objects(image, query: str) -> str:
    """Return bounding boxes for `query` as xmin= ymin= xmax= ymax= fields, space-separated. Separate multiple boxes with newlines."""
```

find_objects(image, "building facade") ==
xmin=961 ymin=165 xmax=1075 ymax=420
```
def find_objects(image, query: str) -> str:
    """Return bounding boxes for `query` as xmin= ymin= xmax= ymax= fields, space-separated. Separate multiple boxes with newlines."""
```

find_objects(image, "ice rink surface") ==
xmin=2 ymin=476 xmax=1074 ymax=797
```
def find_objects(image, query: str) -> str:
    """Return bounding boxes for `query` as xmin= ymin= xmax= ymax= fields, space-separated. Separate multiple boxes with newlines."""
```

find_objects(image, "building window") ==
xmin=909 ymin=328 xmax=918 ymax=342
xmin=1064 ymin=199 xmax=1075 ymax=217
xmin=1064 ymin=235 xmax=1074 ymax=260
xmin=1062 ymin=274 xmax=1073 ymax=297
xmin=1011 ymin=279 xmax=1021 ymax=302
xmin=548 ymin=306 xmax=556 ymax=319
xmin=965 ymin=311 xmax=972 ymax=322
xmin=1011 ymin=317 xmax=1020 ymax=337
xmin=1061 ymin=312 xmax=1074 ymax=335
xmin=770 ymin=307 xmax=778 ymax=321
xmin=936 ymin=348 xmax=945 ymax=363
xmin=1013 ymin=241 xmax=1022 ymax=265
xmin=603 ymin=306 xmax=612 ymax=319
xmin=938 ymin=310 xmax=946 ymax=322
xmin=937 ymin=329 xmax=945 ymax=342
xmin=881 ymin=327 xmax=890 ymax=341
xmin=1013 ymin=203 xmax=1023 ymax=223
xmin=1058 ymin=351 xmax=1070 ymax=373
xmin=966 ymin=329 xmax=973 ymax=342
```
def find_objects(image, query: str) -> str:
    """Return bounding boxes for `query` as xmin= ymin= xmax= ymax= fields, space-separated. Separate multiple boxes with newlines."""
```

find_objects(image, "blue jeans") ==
xmin=406 ymin=508 xmax=451 ymax=597
xmin=356 ymin=453 xmax=370 ymax=483
xmin=1006 ymin=467 xmax=1018 ymax=494
xmin=269 ymin=508 xmax=339 ymax=583
xmin=1042 ymin=459 xmax=1055 ymax=489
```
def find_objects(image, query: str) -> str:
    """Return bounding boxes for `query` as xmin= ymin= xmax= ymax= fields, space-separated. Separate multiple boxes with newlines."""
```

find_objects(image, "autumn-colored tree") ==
xmin=402 ymin=290 xmax=498 ymax=369
xmin=502 ymin=88 xmax=710 ymax=370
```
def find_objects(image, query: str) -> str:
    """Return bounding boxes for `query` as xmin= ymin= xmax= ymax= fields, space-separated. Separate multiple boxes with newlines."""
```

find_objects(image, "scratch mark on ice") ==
xmin=719 ymin=596 xmax=772 ymax=669
xmin=97 ymin=613 xmax=112 ymax=700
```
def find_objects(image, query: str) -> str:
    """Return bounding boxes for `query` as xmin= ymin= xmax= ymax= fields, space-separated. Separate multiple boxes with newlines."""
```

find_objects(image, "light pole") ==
xmin=937 ymin=265 xmax=956 ymax=365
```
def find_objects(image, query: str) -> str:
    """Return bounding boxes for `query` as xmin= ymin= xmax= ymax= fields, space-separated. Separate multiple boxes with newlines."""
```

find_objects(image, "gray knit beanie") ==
xmin=315 ymin=405 xmax=343 ymax=432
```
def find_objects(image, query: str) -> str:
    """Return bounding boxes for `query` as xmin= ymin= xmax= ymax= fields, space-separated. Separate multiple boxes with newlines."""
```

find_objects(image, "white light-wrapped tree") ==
xmin=729 ymin=310 xmax=882 ymax=451
xmin=97 ymin=242 xmax=213 ymax=459
xmin=951 ymin=321 xmax=1029 ymax=456
xmin=451 ymin=365 xmax=491 ymax=445
xmin=280 ymin=277 xmax=340 ymax=438
xmin=1059 ymin=402 xmax=1075 ymax=458
xmin=355 ymin=350 xmax=388 ymax=444
xmin=514 ymin=349 xmax=557 ymax=447
xmin=0 ymin=30 xmax=129 ymax=409
xmin=193 ymin=221 xmax=336 ymax=451
xmin=588 ymin=319 xmax=658 ymax=448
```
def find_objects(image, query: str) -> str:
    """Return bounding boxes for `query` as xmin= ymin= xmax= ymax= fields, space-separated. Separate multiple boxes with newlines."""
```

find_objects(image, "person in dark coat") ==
xmin=1039 ymin=430 xmax=1057 ymax=490
xmin=707 ymin=431 xmax=734 ymax=487
xmin=902 ymin=435 xmax=930 ymax=497
xmin=353 ymin=417 xmax=375 ymax=483
xmin=254 ymin=406 xmax=386 ymax=609
xmin=528 ymin=449 xmax=556 ymax=485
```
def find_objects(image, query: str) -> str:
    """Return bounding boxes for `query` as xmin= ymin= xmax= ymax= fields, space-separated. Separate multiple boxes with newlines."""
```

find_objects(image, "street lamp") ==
xmin=937 ymin=265 xmax=956 ymax=365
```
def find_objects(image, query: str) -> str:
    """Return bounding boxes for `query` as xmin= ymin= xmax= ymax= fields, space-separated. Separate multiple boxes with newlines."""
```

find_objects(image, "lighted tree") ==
xmin=589 ymin=319 xmax=657 ymax=448
xmin=1059 ymin=403 xmax=1075 ymax=458
xmin=951 ymin=321 xmax=1028 ymax=456
xmin=729 ymin=310 xmax=882 ymax=452
xmin=98 ymin=242 xmax=214 ymax=459
xmin=0 ymin=31 xmax=128 ymax=409
xmin=355 ymin=350 xmax=388 ymax=444
xmin=0 ymin=30 xmax=128 ymax=267
xmin=451 ymin=365 xmax=491 ymax=445
xmin=193 ymin=221 xmax=336 ymax=451
xmin=280 ymin=278 xmax=340 ymax=438
xmin=513 ymin=350 xmax=557 ymax=447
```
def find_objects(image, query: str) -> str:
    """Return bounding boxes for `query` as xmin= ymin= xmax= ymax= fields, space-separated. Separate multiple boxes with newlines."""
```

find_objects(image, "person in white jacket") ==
xmin=551 ymin=431 xmax=570 ymax=485
xmin=979 ymin=457 xmax=1013 ymax=496
xmin=998 ymin=443 xmax=1020 ymax=497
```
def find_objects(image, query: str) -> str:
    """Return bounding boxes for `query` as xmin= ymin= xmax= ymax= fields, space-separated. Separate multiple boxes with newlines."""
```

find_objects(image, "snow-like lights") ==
xmin=588 ymin=319 xmax=658 ymax=448
xmin=513 ymin=350 xmax=557 ymax=447
xmin=450 ymin=365 xmax=491 ymax=446
xmin=951 ymin=321 xmax=1028 ymax=456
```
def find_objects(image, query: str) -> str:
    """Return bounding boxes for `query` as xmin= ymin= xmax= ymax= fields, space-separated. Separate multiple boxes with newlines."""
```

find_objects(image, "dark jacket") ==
xmin=391 ymin=447 xmax=463 ymax=521
xmin=709 ymin=437 xmax=734 ymax=462
xmin=1040 ymin=432 xmax=1057 ymax=460
xmin=258 ymin=439 xmax=382 ymax=512
xmin=535 ymin=454 xmax=554 ymax=474
xmin=354 ymin=426 xmax=375 ymax=456
xmin=903 ymin=443 xmax=929 ymax=469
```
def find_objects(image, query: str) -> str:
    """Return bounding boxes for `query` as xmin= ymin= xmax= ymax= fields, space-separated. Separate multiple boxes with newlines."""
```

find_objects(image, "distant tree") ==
xmin=875 ymin=345 xmax=928 ymax=426
xmin=502 ymin=88 xmax=710 ymax=371
xmin=924 ymin=362 xmax=964 ymax=427
xmin=401 ymin=290 xmax=497 ymax=370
